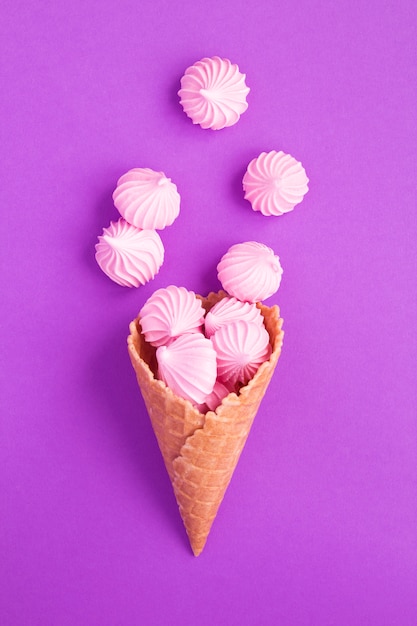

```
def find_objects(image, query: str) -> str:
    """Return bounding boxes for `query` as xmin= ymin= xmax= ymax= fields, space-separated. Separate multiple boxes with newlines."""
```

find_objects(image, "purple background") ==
xmin=1 ymin=1 xmax=416 ymax=624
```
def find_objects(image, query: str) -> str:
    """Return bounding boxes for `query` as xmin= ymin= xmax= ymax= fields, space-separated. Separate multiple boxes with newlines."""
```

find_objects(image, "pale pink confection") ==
xmin=178 ymin=56 xmax=250 ymax=130
xmin=211 ymin=320 xmax=272 ymax=387
xmin=113 ymin=168 xmax=180 ymax=230
xmin=156 ymin=333 xmax=217 ymax=405
xmin=217 ymin=241 xmax=283 ymax=303
xmin=95 ymin=218 xmax=164 ymax=287
xmin=204 ymin=380 xmax=233 ymax=412
xmin=204 ymin=296 xmax=264 ymax=338
xmin=139 ymin=285 xmax=206 ymax=347
xmin=242 ymin=150 xmax=309 ymax=216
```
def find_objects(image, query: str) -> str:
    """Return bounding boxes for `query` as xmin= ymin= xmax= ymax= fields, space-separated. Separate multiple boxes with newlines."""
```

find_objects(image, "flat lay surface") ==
xmin=1 ymin=1 xmax=416 ymax=624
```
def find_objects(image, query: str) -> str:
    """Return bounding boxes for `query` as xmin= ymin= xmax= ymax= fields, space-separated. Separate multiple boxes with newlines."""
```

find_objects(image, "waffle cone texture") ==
xmin=127 ymin=291 xmax=284 ymax=556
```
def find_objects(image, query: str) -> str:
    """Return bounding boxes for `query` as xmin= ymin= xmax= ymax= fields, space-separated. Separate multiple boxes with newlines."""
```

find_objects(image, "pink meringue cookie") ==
xmin=217 ymin=241 xmax=283 ymax=303
xmin=211 ymin=320 xmax=272 ymax=387
xmin=204 ymin=296 xmax=264 ymax=338
xmin=156 ymin=333 xmax=217 ymax=405
xmin=139 ymin=285 xmax=206 ymax=347
xmin=178 ymin=56 xmax=250 ymax=130
xmin=95 ymin=218 xmax=164 ymax=287
xmin=113 ymin=168 xmax=180 ymax=230
xmin=204 ymin=380 xmax=233 ymax=412
xmin=243 ymin=150 xmax=309 ymax=216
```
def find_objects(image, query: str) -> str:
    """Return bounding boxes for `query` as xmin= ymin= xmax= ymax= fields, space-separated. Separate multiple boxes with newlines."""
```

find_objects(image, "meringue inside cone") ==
xmin=131 ymin=290 xmax=282 ymax=403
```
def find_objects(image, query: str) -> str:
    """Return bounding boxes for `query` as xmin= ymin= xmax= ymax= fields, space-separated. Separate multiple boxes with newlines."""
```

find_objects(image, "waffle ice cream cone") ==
xmin=127 ymin=291 xmax=284 ymax=556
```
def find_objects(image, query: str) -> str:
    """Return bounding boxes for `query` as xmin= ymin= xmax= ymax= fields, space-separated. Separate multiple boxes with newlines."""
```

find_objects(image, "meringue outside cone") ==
xmin=127 ymin=291 xmax=284 ymax=556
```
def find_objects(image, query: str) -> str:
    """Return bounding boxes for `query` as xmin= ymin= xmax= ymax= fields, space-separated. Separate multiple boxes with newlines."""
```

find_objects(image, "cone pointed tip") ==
xmin=189 ymin=537 xmax=207 ymax=557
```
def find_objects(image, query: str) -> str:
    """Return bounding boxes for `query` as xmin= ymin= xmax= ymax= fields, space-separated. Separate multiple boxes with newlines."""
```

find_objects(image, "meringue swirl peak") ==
xmin=113 ymin=167 xmax=180 ymax=230
xmin=217 ymin=241 xmax=283 ymax=303
xmin=243 ymin=150 xmax=309 ymax=216
xmin=139 ymin=285 xmax=206 ymax=347
xmin=95 ymin=218 xmax=164 ymax=287
xmin=156 ymin=333 xmax=217 ymax=406
xmin=178 ymin=56 xmax=250 ymax=130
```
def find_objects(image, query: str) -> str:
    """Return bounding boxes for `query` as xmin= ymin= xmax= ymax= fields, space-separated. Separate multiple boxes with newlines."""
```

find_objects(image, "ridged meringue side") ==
xmin=211 ymin=320 xmax=272 ymax=387
xmin=139 ymin=285 xmax=206 ymax=347
xmin=156 ymin=334 xmax=217 ymax=405
xmin=95 ymin=219 xmax=164 ymax=287
xmin=204 ymin=296 xmax=264 ymax=338
xmin=113 ymin=168 xmax=180 ymax=230
xmin=178 ymin=56 xmax=250 ymax=130
xmin=243 ymin=151 xmax=309 ymax=216
xmin=217 ymin=241 xmax=283 ymax=303
xmin=204 ymin=380 xmax=233 ymax=412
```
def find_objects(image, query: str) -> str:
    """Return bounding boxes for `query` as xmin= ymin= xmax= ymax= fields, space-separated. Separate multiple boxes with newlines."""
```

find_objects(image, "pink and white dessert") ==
xmin=217 ymin=241 xmax=283 ymax=303
xmin=243 ymin=150 xmax=309 ymax=216
xmin=95 ymin=218 xmax=164 ymax=287
xmin=211 ymin=320 xmax=272 ymax=387
xmin=139 ymin=285 xmax=205 ymax=347
xmin=113 ymin=168 xmax=180 ymax=230
xmin=156 ymin=333 xmax=217 ymax=405
xmin=204 ymin=296 xmax=264 ymax=338
xmin=178 ymin=57 xmax=250 ymax=130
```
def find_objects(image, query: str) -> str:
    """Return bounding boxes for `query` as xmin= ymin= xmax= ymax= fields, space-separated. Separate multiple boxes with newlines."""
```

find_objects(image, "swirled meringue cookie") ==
xmin=217 ymin=241 xmax=283 ymax=303
xmin=139 ymin=285 xmax=206 ymax=347
xmin=243 ymin=151 xmax=309 ymax=216
xmin=211 ymin=320 xmax=272 ymax=387
xmin=113 ymin=168 xmax=180 ymax=230
xmin=156 ymin=333 xmax=217 ymax=405
xmin=204 ymin=296 xmax=264 ymax=338
xmin=95 ymin=218 xmax=164 ymax=287
xmin=178 ymin=56 xmax=250 ymax=130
